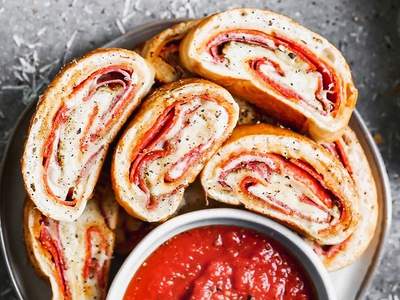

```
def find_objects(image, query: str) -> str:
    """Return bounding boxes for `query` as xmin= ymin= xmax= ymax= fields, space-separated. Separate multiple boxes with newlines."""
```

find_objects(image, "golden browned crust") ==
xmin=23 ymin=199 xmax=49 ymax=280
xmin=24 ymin=178 xmax=119 ymax=299
xmin=316 ymin=127 xmax=378 ymax=270
xmin=201 ymin=123 xmax=359 ymax=245
xmin=180 ymin=8 xmax=358 ymax=141
xmin=227 ymin=123 xmax=315 ymax=144
xmin=112 ymin=78 xmax=239 ymax=222
xmin=142 ymin=20 xmax=200 ymax=83
xmin=21 ymin=48 xmax=131 ymax=181
xmin=21 ymin=47 xmax=154 ymax=222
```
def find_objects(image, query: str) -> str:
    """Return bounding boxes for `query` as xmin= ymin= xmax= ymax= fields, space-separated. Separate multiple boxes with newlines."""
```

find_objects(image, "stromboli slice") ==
xmin=201 ymin=124 xmax=358 ymax=245
xmin=142 ymin=20 xmax=199 ymax=83
xmin=24 ymin=182 xmax=118 ymax=300
xmin=22 ymin=48 xmax=154 ymax=222
xmin=180 ymin=8 xmax=358 ymax=141
xmin=112 ymin=78 xmax=239 ymax=222
xmin=312 ymin=127 xmax=378 ymax=270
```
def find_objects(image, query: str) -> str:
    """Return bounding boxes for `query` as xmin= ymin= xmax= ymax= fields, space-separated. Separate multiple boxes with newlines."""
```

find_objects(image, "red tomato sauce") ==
xmin=123 ymin=225 xmax=313 ymax=300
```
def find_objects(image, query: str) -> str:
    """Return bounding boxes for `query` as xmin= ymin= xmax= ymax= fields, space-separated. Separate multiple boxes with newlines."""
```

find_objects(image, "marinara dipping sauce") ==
xmin=123 ymin=225 xmax=313 ymax=300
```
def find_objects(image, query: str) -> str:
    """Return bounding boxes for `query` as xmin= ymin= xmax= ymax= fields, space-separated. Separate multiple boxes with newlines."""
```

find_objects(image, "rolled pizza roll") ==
xmin=313 ymin=127 xmax=378 ymax=270
xmin=180 ymin=8 xmax=358 ymax=141
xmin=24 ymin=181 xmax=118 ymax=300
xmin=22 ymin=48 xmax=154 ymax=222
xmin=201 ymin=124 xmax=359 ymax=245
xmin=142 ymin=20 xmax=199 ymax=83
xmin=112 ymin=78 xmax=239 ymax=222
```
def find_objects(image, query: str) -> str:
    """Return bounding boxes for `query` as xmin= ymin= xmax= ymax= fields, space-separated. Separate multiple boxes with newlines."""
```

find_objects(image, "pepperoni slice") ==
xmin=39 ymin=218 xmax=71 ymax=299
xmin=219 ymin=153 xmax=337 ymax=224
xmin=83 ymin=226 xmax=109 ymax=291
xmin=201 ymin=124 xmax=358 ymax=245
xmin=112 ymin=79 xmax=239 ymax=222
xmin=207 ymin=29 xmax=340 ymax=115
xmin=128 ymin=99 xmax=212 ymax=209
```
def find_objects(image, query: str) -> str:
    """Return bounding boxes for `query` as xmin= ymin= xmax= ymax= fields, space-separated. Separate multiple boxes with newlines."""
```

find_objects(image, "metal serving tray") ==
xmin=0 ymin=20 xmax=392 ymax=300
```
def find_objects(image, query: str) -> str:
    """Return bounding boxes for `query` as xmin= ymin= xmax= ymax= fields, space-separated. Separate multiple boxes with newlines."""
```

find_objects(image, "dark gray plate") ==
xmin=0 ymin=20 xmax=392 ymax=300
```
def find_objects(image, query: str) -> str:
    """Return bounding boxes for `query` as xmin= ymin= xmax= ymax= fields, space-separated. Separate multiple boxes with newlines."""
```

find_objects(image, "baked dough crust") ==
xmin=142 ymin=20 xmax=200 ymax=83
xmin=313 ymin=127 xmax=378 ymax=270
xmin=180 ymin=8 xmax=357 ymax=141
xmin=201 ymin=123 xmax=359 ymax=245
xmin=24 ymin=180 xmax=118 ymax=300
xmin=21 ymin=48 xmax=154 ymax=222
xmin=112 ymin=78 xmax=239 ymax=222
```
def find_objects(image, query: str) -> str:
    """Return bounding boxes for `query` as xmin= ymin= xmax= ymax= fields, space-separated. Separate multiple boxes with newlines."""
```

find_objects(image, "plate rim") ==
xmin=0 ymin=99 xmax=34 ymax=300
xmin=351 ymin=110 xmax=392 ymax=299
xmin=0 ymin=19 xmax=392 ymax=300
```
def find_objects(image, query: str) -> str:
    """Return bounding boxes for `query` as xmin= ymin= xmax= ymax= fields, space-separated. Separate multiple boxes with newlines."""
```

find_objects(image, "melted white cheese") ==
xmin=202 ymin=134 xmax=350 ymax=241
xmin=54 ymin=200 xmax=113 ymax=299
xmin=222 ymin=42 xmax=325 ymax=112
xmin=144 ymin=98 xmax=229 ymax=197
xmin=46 ymin=83 xmax=125 ymax=201
xmin=223 ymin=160 xmax=330 ymax=222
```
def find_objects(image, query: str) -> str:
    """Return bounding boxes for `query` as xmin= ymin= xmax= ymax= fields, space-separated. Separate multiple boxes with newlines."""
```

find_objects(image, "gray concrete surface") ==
xmin=0 ymin=0 xmax=399 ymax=299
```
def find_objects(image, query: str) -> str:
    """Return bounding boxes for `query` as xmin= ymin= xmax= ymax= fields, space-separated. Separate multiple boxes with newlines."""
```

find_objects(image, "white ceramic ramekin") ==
xmin=107 ymin=208 xmax=336 ymax=300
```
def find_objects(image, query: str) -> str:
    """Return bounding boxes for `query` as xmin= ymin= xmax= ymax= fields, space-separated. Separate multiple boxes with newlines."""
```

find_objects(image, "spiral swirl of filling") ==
xmin=25 ymin=191 xmax=117 ymax=300
xmin=22 ymin=48 xmax=154 ymax=221
xmin=42 ymin=67 xmax=137 ymax=206
xmin=112 ymin=79 xmax=239 ymax=222
xmin=180 ymin=8 xmax=357 ymax=140
xmin=207 ymin=29 xmax=340 ymax=115
xmin=201 ymin=124 xmax=358 ymax=245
